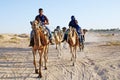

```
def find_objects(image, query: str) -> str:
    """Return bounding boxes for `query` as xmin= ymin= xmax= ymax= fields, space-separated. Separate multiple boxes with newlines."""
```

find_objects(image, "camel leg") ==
xmin=79 ymin=42 xmax=82 ymax=51
xmin=32 ymin=49 xmax=38 ymax=74
xmin=59 ymin=43 xmax=61 ymax=50
xmin=82 ymin=42 xmax=84 ymax=51
xmin=56 ymin=44 xmax=57 ymax=49
xmin=38 ymin=50 xmax=43 ymax=78
xmin=70 ymin=47 xmax=74 ymax=62
xmin=45 ymin=45 xmax=49 ymax=62
xmin=47 ymin=45 xmax=49 ymax=53
xmin=71 ymin=48 xmax=75 ymax=66
xmin=44 ymin=46 xmax=47 ymax=70
xmin=83 ymin=35 xmax=85 ymax=41
xmin=69 ymin=46 xmax=73 ymax=61
xmin=74 ymin=46 xmax=77 ymax=61
xmin=69 ymin=45 xmax=72 ymax=53
xmin=59 ymin=43 xmax=61 ymax=57
xmin=71 ymin=47 xmax=76 ymax=66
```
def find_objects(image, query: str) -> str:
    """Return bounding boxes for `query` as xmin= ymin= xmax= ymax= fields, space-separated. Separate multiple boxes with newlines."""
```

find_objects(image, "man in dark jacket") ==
xmin=29 ymin=8 xmax=53 ymax=46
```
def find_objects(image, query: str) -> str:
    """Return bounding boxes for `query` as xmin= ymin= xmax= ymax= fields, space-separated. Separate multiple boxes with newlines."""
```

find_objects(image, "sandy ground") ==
xmin=0 ymin=32 xmax=120 ymax=80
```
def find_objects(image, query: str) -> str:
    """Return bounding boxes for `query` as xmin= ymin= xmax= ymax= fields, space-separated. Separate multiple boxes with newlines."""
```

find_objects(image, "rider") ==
xmin=62 ymin=15 xmax=82 ymax=42
xmin=29 ymin=8 xmax=54 ymax=46
xmin=69 ymin=15 xmax=83 ymax=42
xmin=55 ymin=26 xmax=61 ymax=32
xmin=62 ymin=27 xmax=69 ymax=42
xmin=69 ymin=16 xmax=81 ymax=35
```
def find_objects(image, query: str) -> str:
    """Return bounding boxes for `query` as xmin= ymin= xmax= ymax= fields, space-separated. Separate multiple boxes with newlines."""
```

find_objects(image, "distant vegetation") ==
xmin=18 ymin=34 xmax=29 ymax=38
xmin=100 ymin=41 xmax=120 ymax=46
xmin=89 ymin=28 xmax=120 ymax=32
xmin=0 ymin=35 xmax=4 ymax=39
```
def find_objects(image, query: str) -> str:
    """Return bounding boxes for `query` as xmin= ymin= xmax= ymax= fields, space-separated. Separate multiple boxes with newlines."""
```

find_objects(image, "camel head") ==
xmin=67 ymin=27 xmax=78 ymax=46
xmin=54 ymin=30 xmax=58 ymax=36
xmin=30 ymin=20 xmax=39 ymax=30
xmin=69 ymin=27 xmax=76 ymax=37
xmin=83 ymin=29 xmax=88 ymax=35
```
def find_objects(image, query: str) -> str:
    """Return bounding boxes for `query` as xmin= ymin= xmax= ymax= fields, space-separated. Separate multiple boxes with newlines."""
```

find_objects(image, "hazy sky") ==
xmin=0 ymin=0 xmax=120 ymax=33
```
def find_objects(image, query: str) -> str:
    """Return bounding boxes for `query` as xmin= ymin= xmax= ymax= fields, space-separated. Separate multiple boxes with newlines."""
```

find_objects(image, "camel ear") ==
xmin=30 ymin=21 xmax=32 ymax=25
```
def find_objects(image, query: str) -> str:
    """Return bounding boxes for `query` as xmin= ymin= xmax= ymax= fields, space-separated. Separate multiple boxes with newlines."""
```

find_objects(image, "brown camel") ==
xmin=67 ymin=27 xmax=79 ymax=66
xmin=53 ymin=29 xmax=63 ymax=58
xmin=79 ymin=29 xmax=88 ymax=51
xmin=30 ymin=20 xmax=49 ymax=78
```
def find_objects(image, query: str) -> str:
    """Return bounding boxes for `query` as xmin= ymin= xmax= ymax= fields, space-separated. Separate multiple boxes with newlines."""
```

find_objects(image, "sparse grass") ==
xmin=0 ymin=35 xmax=4 ymax=39
xmin=107 ymin=41 xmax=120 ymax=46
xmin=100 ymin=34 xmax=114 ymax=37
xmin=27 ymin=38 xmax=30 ymax=41
xmin=100 ymin=41 xmax=120 ymax=46
xmin=3 ymin=36 xmax=21 ymax=44
xmin=11 ymin=37 xmax=20 ymax=43
xmin=10 ymin=36 xmax=20 ymax=41
xmin=4 ymin=40 xmax=19 ymax=44
xmin=13 ymin=34 xmax=18 ymax=37
xmin=18 ymin=34 xmax=29 ymax=38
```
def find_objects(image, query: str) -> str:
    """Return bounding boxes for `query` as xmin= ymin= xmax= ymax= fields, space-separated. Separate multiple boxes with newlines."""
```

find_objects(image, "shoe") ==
xmin=29 ymin=42 xmax=34 ymax=47
xmin=29 ymin=38 xmax=34 ymax=47
xmin=61 ymin=39 xmax=65 ymax=42
xmin=29 ymin=44 xmax=32 ymax=47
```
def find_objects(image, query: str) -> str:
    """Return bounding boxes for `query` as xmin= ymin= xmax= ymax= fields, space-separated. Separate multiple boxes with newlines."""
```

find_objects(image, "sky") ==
xmin=0 ymin=0 xmax=120 ymax=33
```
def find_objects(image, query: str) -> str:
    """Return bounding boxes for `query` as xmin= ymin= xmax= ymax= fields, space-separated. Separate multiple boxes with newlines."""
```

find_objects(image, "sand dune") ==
xmin=0 ymin=31 xmax=120 ymax=80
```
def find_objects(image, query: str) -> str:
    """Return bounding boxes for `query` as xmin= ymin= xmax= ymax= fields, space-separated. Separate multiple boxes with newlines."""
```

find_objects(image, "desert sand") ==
xmin=0 ymin=31 xmax=120 ymax=80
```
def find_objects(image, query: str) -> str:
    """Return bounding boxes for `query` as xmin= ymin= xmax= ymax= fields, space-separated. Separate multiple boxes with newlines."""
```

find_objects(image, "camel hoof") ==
xmin=35 ymin=69 xmax=38 ymax=74
xmin=45 ymin=67 xmax=47 ymax=70
xmin=71 ymin=58 xmax=73 ymax=61
xmin=58 ymin=56 xmax=61 ymax=59
xmin=37 ymin=75 xmax=42 ymax=78
xmin=72 ymin=62 xmax=75 ymax=66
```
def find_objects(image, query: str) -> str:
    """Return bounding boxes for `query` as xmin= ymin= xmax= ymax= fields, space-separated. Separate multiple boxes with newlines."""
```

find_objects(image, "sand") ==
xmin=0 ymin=31 xmax=120 ymax=80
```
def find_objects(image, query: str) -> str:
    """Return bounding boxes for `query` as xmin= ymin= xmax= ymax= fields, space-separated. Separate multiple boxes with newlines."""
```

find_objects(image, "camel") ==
xmin=82 ymin=29 xmax=88 ymax=41
xmin=53 ymin=28 xmax=63 ymax=58
xmin=30 ymin=20 xmax=49 ymax=78
xmin=54 ymin=28 xmax=63 ymax=49
xmin=67 ymin=27 xmax=79 ymax=66
xmin=79 ymin=29 xmax=88 ymax=51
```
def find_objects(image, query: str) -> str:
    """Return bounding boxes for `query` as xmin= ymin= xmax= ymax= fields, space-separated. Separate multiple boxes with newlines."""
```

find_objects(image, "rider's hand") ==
xmin=44 ymin=21 xmax=49 ymax=25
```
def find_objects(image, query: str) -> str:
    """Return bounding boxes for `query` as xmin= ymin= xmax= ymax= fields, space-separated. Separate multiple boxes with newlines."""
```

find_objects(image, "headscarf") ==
xmin=71 ymin=15 xmax=75 ymax=20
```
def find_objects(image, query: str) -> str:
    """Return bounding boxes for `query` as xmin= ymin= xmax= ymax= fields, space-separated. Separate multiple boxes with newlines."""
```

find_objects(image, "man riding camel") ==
xmin=69 ymin=15 xmax=84 ymax=43
xmin=62 ymin=15 xmax=83 ymax=42
xmin=29 ymin=8 xmax=54 ymax=46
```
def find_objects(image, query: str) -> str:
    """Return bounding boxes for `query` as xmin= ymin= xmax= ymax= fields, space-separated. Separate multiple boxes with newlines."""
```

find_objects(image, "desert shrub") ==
xmin=100 ymin=34 xmax=113 ymax=37
xmin=10 ymin=36 xmax=20 ymax=41
xmin=107 ymin=41 xmax=120 ymax=46
xmin=5 ymin=36 xmax=21 ymax=44
xmin=4 ymin=40 xmax=19 ymax=44
xmin=0 ymin=35 xmax=4 ymax=39
xmin=13 ymin=34 xmax=18 ymax=37
xmin=18 ymin=34 xmax=29 ymax=38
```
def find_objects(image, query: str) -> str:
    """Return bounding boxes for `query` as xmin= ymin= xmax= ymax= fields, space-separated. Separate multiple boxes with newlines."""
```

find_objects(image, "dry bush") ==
xmin=27 ymin=38 xmax=30 ymax=41
xmin=100 ymin=34 xmax=114 ymax=37
xmin=4 ymin=40 xmax=19 ymax=44
xmin=0 ymin=35 xmax=4 ymax=39
xmin=100 ymin=41 xmax=120 ymax=46
xmin=3 ymin=36 xmax=21 ymax=43
xmin=107 ymin=41 xmax=120 ymax=46
xmin=10 ymin=36 xmax=20 ymax=40
xmin=18 ymin=34 xmax=29 ymax=38
xmin=13 ymin=34 xmax=18 ymax=37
